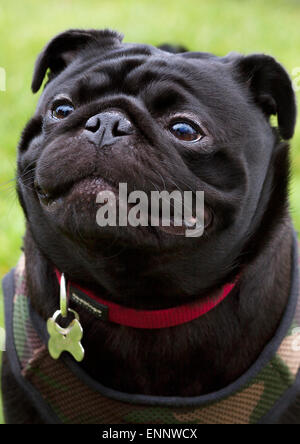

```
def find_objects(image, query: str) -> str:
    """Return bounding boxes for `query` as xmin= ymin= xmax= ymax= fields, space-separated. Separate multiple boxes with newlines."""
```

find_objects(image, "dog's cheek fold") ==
xmin=18 ymin=116 xmax=43 ymax=153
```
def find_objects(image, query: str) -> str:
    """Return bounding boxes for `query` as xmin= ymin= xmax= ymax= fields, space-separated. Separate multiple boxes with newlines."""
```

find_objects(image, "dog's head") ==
xmin=17 ymin=29 xmax=296 ymax=305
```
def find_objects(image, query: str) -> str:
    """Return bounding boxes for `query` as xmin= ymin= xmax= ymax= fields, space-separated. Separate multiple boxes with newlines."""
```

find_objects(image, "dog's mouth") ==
xmin=34 ymin=177 xmax=212 ymax=236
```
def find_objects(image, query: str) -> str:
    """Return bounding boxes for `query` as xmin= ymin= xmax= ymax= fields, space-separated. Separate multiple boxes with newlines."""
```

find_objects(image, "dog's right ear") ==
xmin=31 ymin=29 xmax=123 ymax=93
xmin=234 ymin=54 xmax=297 ymax=140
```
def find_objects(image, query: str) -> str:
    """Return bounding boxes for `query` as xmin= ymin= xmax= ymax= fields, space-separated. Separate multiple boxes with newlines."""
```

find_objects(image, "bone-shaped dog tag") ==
xmin=47 ymin=309 xmax=85 ymax=362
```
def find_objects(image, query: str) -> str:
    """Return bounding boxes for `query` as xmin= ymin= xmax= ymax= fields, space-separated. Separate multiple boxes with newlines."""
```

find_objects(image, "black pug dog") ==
xmin=2 ymin=29 xmax=300 ymax=424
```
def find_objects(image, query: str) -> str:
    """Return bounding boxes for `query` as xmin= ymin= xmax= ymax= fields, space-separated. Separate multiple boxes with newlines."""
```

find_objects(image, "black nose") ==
xmin=84 ymin=111 xmax=134 ymax=148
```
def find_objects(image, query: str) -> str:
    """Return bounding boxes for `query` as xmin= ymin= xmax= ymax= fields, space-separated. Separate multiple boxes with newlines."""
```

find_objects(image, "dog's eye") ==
xmin=52 ymin=104 xmax=75 ymax=120
xmin=170 ymin=122 xmax=203 ymax=142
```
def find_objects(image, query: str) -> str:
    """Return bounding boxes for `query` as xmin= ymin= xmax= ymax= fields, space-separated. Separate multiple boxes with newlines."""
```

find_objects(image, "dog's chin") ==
xmin=33 ymin=176 xmax=211 ymax=250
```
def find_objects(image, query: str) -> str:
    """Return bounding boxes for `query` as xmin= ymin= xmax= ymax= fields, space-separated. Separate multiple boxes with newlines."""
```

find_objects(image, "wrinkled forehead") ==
xmin=41 ymin=43 xmax=234 ymax=107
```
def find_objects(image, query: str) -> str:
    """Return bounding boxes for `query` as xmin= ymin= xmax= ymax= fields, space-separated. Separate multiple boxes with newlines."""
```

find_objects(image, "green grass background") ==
xmin=1 ymin=0 xmax=300 ymax=424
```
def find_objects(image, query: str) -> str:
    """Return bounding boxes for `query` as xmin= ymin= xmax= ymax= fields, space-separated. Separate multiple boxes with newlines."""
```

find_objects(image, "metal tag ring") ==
xmin=52 ymin=309 xmax=80 ymax=335
xmin=60 ymin=273 xmax=68 ymax=318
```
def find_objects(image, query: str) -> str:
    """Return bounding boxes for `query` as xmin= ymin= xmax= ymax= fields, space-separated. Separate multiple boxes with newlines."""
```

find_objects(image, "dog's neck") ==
xmin=24 ymin=219 xmax=293 ymax=397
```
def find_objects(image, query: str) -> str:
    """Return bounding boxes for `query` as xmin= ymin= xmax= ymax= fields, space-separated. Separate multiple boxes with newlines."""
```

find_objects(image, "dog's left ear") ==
xmin=31 ymin=29 xmax=123 ymax=93
xmin=235 ymin=54 xmax=297 ymax=140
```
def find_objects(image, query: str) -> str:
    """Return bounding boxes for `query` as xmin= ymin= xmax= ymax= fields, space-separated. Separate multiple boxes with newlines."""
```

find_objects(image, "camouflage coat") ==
xmin=2 ymin=233 xmax=300 ymax=424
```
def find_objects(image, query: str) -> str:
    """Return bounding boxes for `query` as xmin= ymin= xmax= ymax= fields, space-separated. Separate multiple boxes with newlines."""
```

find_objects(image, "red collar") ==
xmin=55 ymin=270 xmax=238 ymax=329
